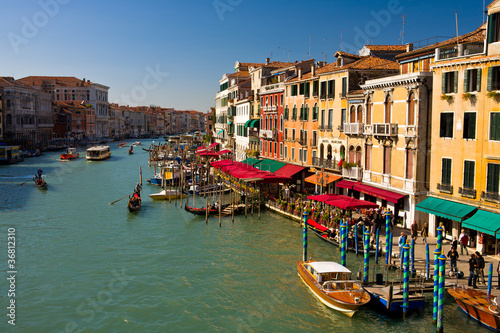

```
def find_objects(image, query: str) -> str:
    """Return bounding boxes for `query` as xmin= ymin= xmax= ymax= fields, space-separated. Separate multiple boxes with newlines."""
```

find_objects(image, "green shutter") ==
xmin=442 ymin=73 xmax=446 ymax=93
xmin=487 ymin=67 xmax=493 ymax=91
xmin=487 ymin=164 xmax=500 ymax=193
xmin=464 ymin=161 xmax=474 ymax=188
xmin=442 ymin=158 xmax=451 ymax=185
xmin=470 ymin=113 xmax=476 ymax=139
xmin=453 ymin=71 xmax=458 ymax=93
xmin=492 ymin=113 xmax=500 ymax=140
xmin=477 ymin=68 xmax=482 ymax=92
xmin=464 ymin=70 xmax=470 ymax=92
xmin=488 ymin=14 xmax=498 ymax=43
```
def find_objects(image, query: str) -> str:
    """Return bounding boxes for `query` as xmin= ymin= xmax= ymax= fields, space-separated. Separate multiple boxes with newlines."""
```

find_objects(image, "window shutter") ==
xmin=440 ymin=113 xmax=446 ymax=137
xmin=476 ymin=69 xmax=482 ymax=92
xmin=492 ymin=113 xmax=498 ymax=140
xmin=463 ymin=70 xmax=469 ymax=92
xmin=487 ymin=164 xmax=500 ymax=193
xmin=442 ymin=73 xmax=446 ymax=93
xmin=469 ymin=113 xmax=476 ymax=139
xmin=487 ymin=67 xmax=493 ymax=91
xmin=453 ymin=71 xmax=458 ymax=93
xmin=488 ymin=14 xmax=497 ymax=43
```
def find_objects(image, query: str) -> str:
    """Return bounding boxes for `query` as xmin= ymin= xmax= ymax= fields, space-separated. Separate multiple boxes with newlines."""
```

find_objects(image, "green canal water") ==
xmin=0 ymin=139 xmax=492 ymax=332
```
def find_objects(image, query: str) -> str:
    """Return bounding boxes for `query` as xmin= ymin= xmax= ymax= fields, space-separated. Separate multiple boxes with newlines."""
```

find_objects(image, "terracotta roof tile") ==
xmin=364 ymin=45 xmax=407 ymax=52
xmin=396 ymin=24 xmax=486 ymax=60
xmin=334 ymin=51 xmax=362 ymax=59
xmin=316 ymin=63 xmax=339 ymax=74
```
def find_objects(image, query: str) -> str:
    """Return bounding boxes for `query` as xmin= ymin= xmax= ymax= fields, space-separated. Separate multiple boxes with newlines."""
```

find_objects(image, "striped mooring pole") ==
xmin=488 ymin=263 xmax=493 ymax=300
xmin=355 ymin=222 xmax=359 ymax=256
xmin=303 ymin=212 xmax=308 ymax=262
xmin=388 ymin=232 xmax=393 ymax=265
xmin=403 ymin=243 xmax=411 ymax=318
xmin=341 ymin=222 xmax=347 ymax=267
xmin=411 ymin=238 xmax=415 ymax=275
xmin=433 ymin=249 xmax=440 ymax=324
xmin=385 ymin=212 xmax=390 ymax=264
xmin=437 ymin=254 xmax=446 ymax=333
xmin=364 ymin=230 xmax=370 ymax=282
xmin=375 ymin=227 xmax=380 ymax=264
xmin=436 ymin=226 xmax=443 ymax=255
xmin=426 ymin=244 xmax=430 ymax=280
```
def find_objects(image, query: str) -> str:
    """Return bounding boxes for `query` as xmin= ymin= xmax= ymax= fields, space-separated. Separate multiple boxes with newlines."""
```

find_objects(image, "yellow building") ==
xmin=418 ymin=17 xmax=500 ymax=253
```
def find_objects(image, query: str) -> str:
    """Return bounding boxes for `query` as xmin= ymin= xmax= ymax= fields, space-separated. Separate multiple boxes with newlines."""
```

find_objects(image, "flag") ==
xmin=338 ymin=159 xmax=343 ymax=167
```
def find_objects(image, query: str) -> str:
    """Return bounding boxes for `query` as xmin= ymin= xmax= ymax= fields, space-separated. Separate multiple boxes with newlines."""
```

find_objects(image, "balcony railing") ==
xmin=260 ymin=129 xmax=277 ymax=140
xmin=437 ymin=42 xmax=484 ymax=61
xmin=342 ymin=166 xmax=363 ymax=180
xmin=437 ymin=183 xmax=453 ymax=194
xmin=459 ymin=187 xmax=476 ymax=199
xmin=312 ymin=157 xmax=341 ymax=172
xmin=262 ymin=82 xmax=284 ymax=92
xmin=481 ymin=191 xmax=500 ymax=203
xmin=373 ymin=123 xmax=398 ymax=136
xmin=343 ymin=122 xmax=363 ymax=135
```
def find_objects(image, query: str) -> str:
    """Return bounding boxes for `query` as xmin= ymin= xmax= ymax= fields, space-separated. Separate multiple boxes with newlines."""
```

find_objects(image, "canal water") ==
xmin=0 ymin=140 xmax=491 ymax=332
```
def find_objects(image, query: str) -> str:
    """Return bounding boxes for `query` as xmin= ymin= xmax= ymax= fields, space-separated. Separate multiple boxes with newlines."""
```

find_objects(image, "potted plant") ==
xmin=440 ymin=93 xmax=453 ymax=102
xmin=487 ymin=90 xmax=500 ymax=100
xmin=462 ymin=92 xmax=473 ymax=101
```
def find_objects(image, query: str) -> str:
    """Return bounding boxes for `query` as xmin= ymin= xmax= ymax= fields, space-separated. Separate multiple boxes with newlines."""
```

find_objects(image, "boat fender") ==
xmin=354 ymin=297 xmax=360 ymax=303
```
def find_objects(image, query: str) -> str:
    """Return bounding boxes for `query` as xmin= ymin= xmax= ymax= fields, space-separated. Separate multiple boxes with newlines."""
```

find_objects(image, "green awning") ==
xmin=462 ymin=210 xmax=500 ymax=238
xmin=250 ymin=119 xmax=260 ymax=128
xmin=217 ymin=130 xmax=224 ymax=135
xmin=227 ymin=121 xmax=233 ymax=125
xmin=241 ymin=157 xmax=262 ymax=166
xmin=415 ymin=197 xmax=477 ymax=222
xmin=244 ymin=120 xmax=253 ymax=127
xmin=255 ymin=158 xmax=286 ymax=173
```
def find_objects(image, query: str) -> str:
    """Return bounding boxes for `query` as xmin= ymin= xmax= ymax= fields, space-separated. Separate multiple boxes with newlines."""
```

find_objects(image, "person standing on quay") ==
xmin=468 ymin=254 xmax=477 ymax=288
xmin=421 ymin=222 xmax=428 ymax=244
xmin=459 ymin=229 xmax=469 ymax=255
xmin=451 ymin=236 xmax=458 ymax=250
xmin=398 ymin=232 xmax=406 ymax=256
xmin=447 ymin=247 xmax=459 ymax=274
xmin=410 ymin=220 xmax=418 ymax=242
xmin=475 ymin=251 xmax=486 ymax=284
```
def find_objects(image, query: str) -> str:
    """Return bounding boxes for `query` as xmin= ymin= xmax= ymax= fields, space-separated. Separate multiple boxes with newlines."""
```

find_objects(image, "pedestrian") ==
xmin=421 ymin=222 xmax=428 ymax=244
xmin=468 ymin=254 xmax=477 ymax=288
xmin=447 ymin=247 xmax=459 ymax=273
xmin=451 ymin=236 xmax=458 ymax=250
xmin=398 ymin=232 xmax=406 ymax=256
xmin=459 ymin=229 xmax=469 ymax=255
xmin=411 ymin=220 xmax=418 ymax=241
xmin=475 ymin=251 xmax=486 ymax=284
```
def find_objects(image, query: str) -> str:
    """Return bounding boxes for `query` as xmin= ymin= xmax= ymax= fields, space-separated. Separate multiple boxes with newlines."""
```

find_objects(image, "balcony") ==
xmin=343 ymin=122 xmax=363 ymax=135
xmin=437 ymin=42 xmax=484 ymax=61
xmin=373 ymin=123 xmax=398 ymax=136
xmin=260 ymin=129 xmax=277 ymax=140
xmin=261 ymin=82 xmax=284 ymax=93
xmin=437 ymin=183 xmax=453 ymax=194
xmin=342 ymin=166 xmax=363 ymax=180
xmin=312 ymin=157 xmax=341 ymax=172
xmin=459 ymin=187 xmax=477 ymax=199
xmin=481 ymin=191 xmax=500 ymax=203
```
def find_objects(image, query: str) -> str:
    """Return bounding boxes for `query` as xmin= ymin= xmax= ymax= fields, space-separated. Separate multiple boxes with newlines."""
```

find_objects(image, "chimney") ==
xmin=82 ymin=78 xmax=85 ymax=82
xmin=406 ymin=43 xmax=414 ymax=52
xmin=266 ymin=58 xmax=270 ymax=65
xmin=311 ymin=64 xmax=316 ymax=76
xmin=298 ymin=67 xmax=302 ymax=79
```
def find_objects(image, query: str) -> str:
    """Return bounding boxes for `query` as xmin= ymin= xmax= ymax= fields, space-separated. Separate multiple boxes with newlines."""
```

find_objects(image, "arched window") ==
xmin=6 ymin=114 xmax=12 ymax=125
xmin=6 ymin=100 xmax=10 ymax=107
xmin=313 ymin=103 xmax=318 ymax=120
xmin=305 ymin=105 xmax=309 ymax=121
xmin=284 ymin=106 xmax=289 ymax=120
xmin=348 ymin=145 xmax=355 ymax=163
xmin=280 ymin=115 xmax=284 ymax=132
xmin=292 ymin=105 xmax=297 ymax=120
xmin=385 ymin=95 xmax=392 ymax=123
xmin=320 ymin=143 xmax=324 ymax=160
xmin=357 ymin=105 xmax=363 ymax=123
xmin=355 ymin=146 xmax=362 ymax=165
xmin=300 ymin=104 xmax=305 ymax=120
xmin=350 ymin=105 xmax=356 ymax=123
xmin=366 ymin=97 xmax=372 ymax=125
xmin=408 ymin=92 xmax=415 ymax=126
xmin=274 ymin=115 xmax=277 ymax=129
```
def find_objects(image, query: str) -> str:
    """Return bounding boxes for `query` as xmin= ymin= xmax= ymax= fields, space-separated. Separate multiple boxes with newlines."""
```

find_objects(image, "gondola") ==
xmin=34 ymin=178 xmax=48 ymax=189
xmin=128 ymin=148 xmax=134 ymax=155
xmin=184 ymin=203 xmax=228 ymax=216
xmin=128 ymin=196 xmax=141 ymax=212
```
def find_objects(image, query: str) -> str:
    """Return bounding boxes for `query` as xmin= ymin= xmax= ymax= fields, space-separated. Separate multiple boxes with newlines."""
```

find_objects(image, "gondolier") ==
xmin=134 ymin=182 xmax=142 ymax=197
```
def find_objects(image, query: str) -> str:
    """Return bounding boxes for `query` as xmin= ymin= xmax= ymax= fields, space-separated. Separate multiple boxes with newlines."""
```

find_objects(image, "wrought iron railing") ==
xmin=458 ymin=187 xmax=476 ymax=199
xmin=437 ymin=183 xmax=453 ymax=194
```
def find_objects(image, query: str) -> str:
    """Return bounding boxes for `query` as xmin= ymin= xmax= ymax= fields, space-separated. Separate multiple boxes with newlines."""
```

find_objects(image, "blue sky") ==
xmin=0 ymin=0 xmax=485 ymax=111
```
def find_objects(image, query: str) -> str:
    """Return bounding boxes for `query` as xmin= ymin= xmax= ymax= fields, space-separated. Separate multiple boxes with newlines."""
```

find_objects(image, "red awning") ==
xmin=197 ymin=151 xmax=219 ymax=157
xmin=307 ymin=219 xmax=329 ymax=232
xmin=353 ymin=183 xmax=405 ymax=203
xmin=335 ymin=180 xmax=358 ymax=189
xmin=208 ymin=142 xmax=219 ymax=148
xmin=217 ymin=149 xmax=232 ymax=155
xmin=307 ymin=193 xmax=345 ymax=203
xmin=326 ymin=197 xmax=379 ymax=210
xmin=274 ymin=164 xmax=305 ymax=177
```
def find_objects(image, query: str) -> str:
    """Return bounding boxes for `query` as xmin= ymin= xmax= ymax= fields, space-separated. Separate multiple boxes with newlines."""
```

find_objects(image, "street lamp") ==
xmin=315 ymin=165 xmax=330 ymax=195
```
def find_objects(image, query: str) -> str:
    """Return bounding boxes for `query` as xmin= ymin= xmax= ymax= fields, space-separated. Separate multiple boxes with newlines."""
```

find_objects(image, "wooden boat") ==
xmin=448 ymin=287 xmax=500 ymax=332
xmin=184 ymin=203 xmax=219 ymax=215
xmin=60 ymin=147 xmax=79 ymax=160
xmin=131 ymin=141 xmax=142 ymax=146
xmin=34 ymin=178 xmax=47 ymax=189
xmin=86 ymin=146 xmax=111 ymax=160
xmin=117 ymin=142 xmax=127 ymax=148
xmin=297 ymin=260 xmax=371 ymax=317
xmin=127 ymin=196 xmax=141 ymax=212
xmin=149 ymin=189 xmax=186 ymax=200
xmin=0 ymin=146 xmax=24 ymax=165
xmin=128 ymin=148 xmax=134 ymax=155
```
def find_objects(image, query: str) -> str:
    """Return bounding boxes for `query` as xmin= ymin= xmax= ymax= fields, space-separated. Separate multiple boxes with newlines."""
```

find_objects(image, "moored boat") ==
xmin=149 ymin=189 xmax=186 ymax=200
xmin=448 ymin=287 xmax=500 ymax=332
xmin=0 ymin=146 xmax=24 ymax=165
xmin=131 ymin=141 xmax=142 ymax=146
xmin=117 ymin=142 xmax=127 ymax=147
xmin=86 ymin=146 xmax=111 ymax=160
xmin=60 ymin=147 xmax=79 ymax=160
xmin=297 ymin=260 xmax=370 ymax=317
xmin=184 ymin=203 xmax=229 ymax=216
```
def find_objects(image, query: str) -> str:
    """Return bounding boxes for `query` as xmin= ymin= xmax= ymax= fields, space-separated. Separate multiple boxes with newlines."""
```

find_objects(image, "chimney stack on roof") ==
xmin=311 ymin=64 xmax=316 ymax=76
xmin=266 ymin=58 xmax=270 ymax=65
xmin=298 ymin=67 xmax=302 ymax=79
xmin=406 ymin=43 xmax=414 ymax=52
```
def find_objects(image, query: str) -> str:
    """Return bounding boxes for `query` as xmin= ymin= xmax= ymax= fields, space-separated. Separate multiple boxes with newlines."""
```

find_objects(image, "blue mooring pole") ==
xmin=364 ymin=231 xmax=370 ymax=282
xmin=341 ymin=222 xmax=347 ymax=267
xmin=433 ymin=249 xmax=440 ymax=324
xmin=437 ymin=254 xmax=446 ymax=333
xmin=375 ymin=227 xmax=380 ymax=264
xmin=488 ymin=262 xmax=493 ymax=300
xmin=303 ymin=212 xmax=308 ymax=262
xmin=385 ymin=212 xmax=390 ymax=265
xmin=436 ymin=226 xmax=443 ymax=255
xmin=403 ymin=243 xmax=410 ymax=318
xmin=355 ymin=222 xmax=359 ymax=256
